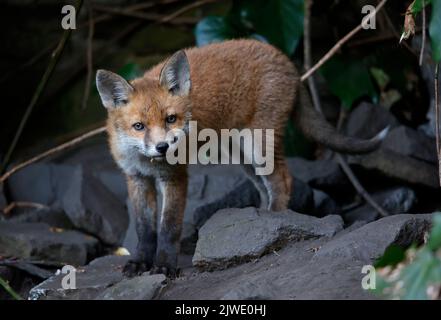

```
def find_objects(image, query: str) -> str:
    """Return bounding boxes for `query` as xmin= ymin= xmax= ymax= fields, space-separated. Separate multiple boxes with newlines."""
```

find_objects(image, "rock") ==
xmin=345 ymin=187 xmax=417 ymax=224
xmin=96 ymin=274 xmax=166 ymax=300
xmin=312 ymin=189 xmax=341 ymax=217
xmin=383 ymin=126 xmax=437 ymax=164
xmin=29 ymin=255 xmax=129 ymax=300
xmin=62 ymin=166 xmax=128 ymax=245
xmin=0 ymin=222 xmax=99 ymax=266
xmin=221 ymin=280 xmax=278 ymax=300
xmin=162 ymin=213 xmax=434 ymax=300
xmin=6 ymin=206 xmax=73 ymax=229
xmin=315 ymin=214 xmax=433 ymax=263
xmin=192 ymin=207 xmax=343 ymax=270
xmin=348 ymin=148 xmax=439 ymax=188
xmin=286 ymin=157 xmax=349 ymax=193
xmin=344 ymin=102 xmax=399 ymax=139
xmin=288 ymin=179 xmax=314 ymax=213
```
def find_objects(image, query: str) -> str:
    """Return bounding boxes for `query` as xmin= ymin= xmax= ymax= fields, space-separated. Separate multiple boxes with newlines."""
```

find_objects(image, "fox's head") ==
xmin=96 ymin=50 xmax=191 ymax=161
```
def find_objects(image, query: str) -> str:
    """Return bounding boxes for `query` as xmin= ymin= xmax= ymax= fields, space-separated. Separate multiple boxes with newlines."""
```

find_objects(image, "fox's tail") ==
xmin=293 ymin=83 xmax=388 ymax=154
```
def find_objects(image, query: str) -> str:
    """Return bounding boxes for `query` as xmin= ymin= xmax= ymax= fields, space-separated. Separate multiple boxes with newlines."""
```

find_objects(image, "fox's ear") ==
xmin=96 ymin=70 xmax=133 ymax=108
xmin=159 ymin=50 xmax=191 ymax=96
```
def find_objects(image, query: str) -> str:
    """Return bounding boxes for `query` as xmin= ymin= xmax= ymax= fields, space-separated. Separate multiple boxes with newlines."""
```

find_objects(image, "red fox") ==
xmin=96 ymin=39 xmax=387 ymax=276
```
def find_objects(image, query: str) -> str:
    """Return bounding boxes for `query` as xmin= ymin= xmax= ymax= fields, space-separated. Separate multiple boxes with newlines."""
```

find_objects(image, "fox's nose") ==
xmin=155 ymin=142 xmax=169 ymax=154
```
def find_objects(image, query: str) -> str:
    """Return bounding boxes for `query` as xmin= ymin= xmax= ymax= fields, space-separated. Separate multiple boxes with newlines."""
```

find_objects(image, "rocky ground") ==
xmin=1 ymin=102 xmax=441 ymax=300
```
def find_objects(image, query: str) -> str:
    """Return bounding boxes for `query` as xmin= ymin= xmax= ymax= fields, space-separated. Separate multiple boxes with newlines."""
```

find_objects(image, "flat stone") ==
xmin=96 ymin=274 xmax=166 ymax=300
xmin=0 ymin=221 xmax=99 ymax=266
xmin=29 ymin=255 xmax=129 ymax=300
xmin=192 ymin=207 xmax=343 ymax=270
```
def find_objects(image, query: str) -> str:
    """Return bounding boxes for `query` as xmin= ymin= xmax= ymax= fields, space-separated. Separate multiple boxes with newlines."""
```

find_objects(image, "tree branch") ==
xmin=0 ymin=0 xmax=84 ymax=172
xmin=301 ymin=0 xmax=388 ymax=82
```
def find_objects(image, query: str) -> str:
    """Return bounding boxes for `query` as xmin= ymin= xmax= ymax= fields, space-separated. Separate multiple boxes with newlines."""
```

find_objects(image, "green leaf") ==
xmin=195 ymin=16 xmax=239 ymax=47
xmin=411 ymin=0 xmax=432 ymax=14
xmin=232 ymin=0 xmax=304 ymax=55
xmin=375 ymin=244 xmax=406 ymax=268
xmin=370 ymin=67 xmax=390 ymax=90
xmin=429 ymin=0 xmax=441 ymax=62
xmin=428 ymin=213 xmax=441 ymax=251
xmin=320 ymin=57 xmax=377 ymax=110
xmin=400 ymin=248 xmax=441 ymax=299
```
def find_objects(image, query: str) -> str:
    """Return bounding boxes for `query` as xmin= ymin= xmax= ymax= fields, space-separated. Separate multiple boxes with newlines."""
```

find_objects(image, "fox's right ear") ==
xmin=96 ymin=70 xmax=134 ymax=109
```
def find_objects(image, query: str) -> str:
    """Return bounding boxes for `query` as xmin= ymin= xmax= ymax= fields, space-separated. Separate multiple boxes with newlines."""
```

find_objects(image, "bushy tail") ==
xmin=294 ymin=83 xmax=388 ymax=154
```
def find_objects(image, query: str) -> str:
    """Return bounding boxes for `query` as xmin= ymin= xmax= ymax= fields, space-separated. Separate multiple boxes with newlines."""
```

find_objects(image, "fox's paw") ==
xmin=150 ymin=265 xmax=179 ymax=278
xmin=122 ymin=260 xmax=151 ymax=278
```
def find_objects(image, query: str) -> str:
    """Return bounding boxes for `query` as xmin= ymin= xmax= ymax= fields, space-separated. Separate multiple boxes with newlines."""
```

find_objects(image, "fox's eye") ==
xmin=132 ymin=122 xmax=145 ymax=131
xmin=166 ymin=115 xmax=177 ymax=124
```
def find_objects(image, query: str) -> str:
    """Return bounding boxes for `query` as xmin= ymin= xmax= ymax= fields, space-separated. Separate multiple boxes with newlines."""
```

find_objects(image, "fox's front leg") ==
xmin=153 ymin=168 xmax=187 ymax=276
xmin=123 ymin=175 xmax=157 ymax=277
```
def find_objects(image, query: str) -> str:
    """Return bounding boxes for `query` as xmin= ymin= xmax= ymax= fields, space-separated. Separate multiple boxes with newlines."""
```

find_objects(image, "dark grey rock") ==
xmin=383 ymin=126 xmax=437 ymax=164
xmin=348 ymin=148 xmax=439 ymax=188
xmin=162 ymin=213 xmax=435 ymax=300
xmin=193 ymin=207 xmax=343 ymax=270
xmin=344 ymin=102 xmax=399 ymax=139
xmin=221 ymin=280 xmax=278 ymax=300
xmin=96 ymin=274 xmax=166 ymax=300
xmin=345 ymin=187 xmax=417 ymax=223
xmin=315 ymin=214 xmax=433 ymax=263
xmin=62 ymin=166 xmax=128 ymax=245
xmin=286 ymin=157 xmax=349 ymax=191
xmin=0 ymin=221 xmax=99 ymax=266
xmin=312 ymin=189 xmax=341 ymax=217
xmin=29 ymin=255 xmax=129 ymax=300
xmin=6 ymin=206 xmax=73 ymax=229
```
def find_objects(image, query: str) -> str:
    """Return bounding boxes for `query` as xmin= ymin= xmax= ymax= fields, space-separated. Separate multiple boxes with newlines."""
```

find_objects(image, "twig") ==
xmin=420 ymin=0 xmax=426 ymax=66
xmin=0 ymin=276 xmax=23 ymax=300
xmin=92 ymin=5 xmax=199 ymax=25
xmin=435 ymin=63 xmax=441 ymax=186
xmin=0 ymin=0 xmax=84 ymax=173
xmin=82 ymin=0 xmax=95 ymax=110
xmin=0 ymin=126 xmax=106 ymax=183
xmin=158 ymin=0 xmax=217 ymax=24
xmin=2 ymin=201 xmax=49 ymax=216
xmin=336 ymin=154 xmax=389 ymax=217
xmin=303 ymin=0 xmax=323 ymax=113
xmin=300 ymin=0 xmax=388 ymax=82
xmin=302 ymin=0 xmax=389 ymax=217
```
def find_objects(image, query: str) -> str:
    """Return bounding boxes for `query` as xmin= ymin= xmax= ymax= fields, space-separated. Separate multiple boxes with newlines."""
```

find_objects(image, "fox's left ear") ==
xmin=159 ymin=50 xmax=191 ymax=96
xmin=96 ymin=69 xmax=134 ymax=108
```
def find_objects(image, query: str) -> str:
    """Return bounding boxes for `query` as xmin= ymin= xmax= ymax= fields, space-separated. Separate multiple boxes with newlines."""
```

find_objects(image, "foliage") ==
xmin=195 ymin=0 xmax=304 ymax=56
xmin=375 ymin=214 xmax=441 ymax=300
xmin=320 ymin=57 xmax=377 ymax=110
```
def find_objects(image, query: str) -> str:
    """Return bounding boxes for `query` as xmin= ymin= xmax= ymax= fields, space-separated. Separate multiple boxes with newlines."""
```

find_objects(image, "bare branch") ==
xmin=301 ymin=0 xmax=388 ymax=82
xmin=420 ymin=0 xmax=427 ymax=66
xmin=0 ymin=0 xmax=84 ymax=172
xmin=0 ymin=126 xmax=106 ymax=184
xmin=2 ymin=201 xmax=49 ymax=216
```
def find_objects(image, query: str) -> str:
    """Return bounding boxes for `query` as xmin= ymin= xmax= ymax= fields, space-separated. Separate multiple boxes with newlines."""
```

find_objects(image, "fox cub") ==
xmin=96 ymin=39 xmax=386 ymax=276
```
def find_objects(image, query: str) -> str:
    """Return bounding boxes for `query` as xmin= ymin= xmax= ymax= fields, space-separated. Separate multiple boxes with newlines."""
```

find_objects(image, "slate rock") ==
xmin=163 ymin=213 xmax=434 ymax=300
xmin=96 ymin=274 xmax=166 ymax=300
xmin=0 ymin=221 xmax=99 ymax=266
xmin=345 ymin=187 xmax=417 ymax=224
xmin=312 ymin=189 xmax=341 ymax=217
xmin=315 ymin=214 xmax=433 ymax=263
xmin=221 ymin=280 xmax=278 ymax=300
xmin=286 ymin=157 xmax=349 ymax=192
xmin=193 ymin=207 xmax=343 ymax=270
xmin=62 ymin=166 xmax=128 ymax=245
xmin=344 ymin=102 xmax=399 ymax=139
xmin=6 ymin=206 xmax=73 ymax=229
xmin=383 ymin=126 xmax=437 ymax=164
xmin=29 ymin=255 xmax=129 ymax=300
